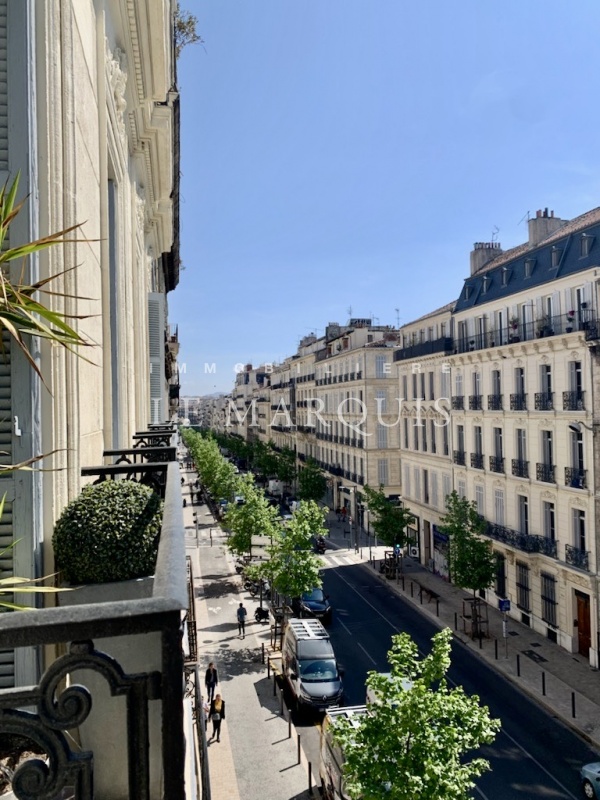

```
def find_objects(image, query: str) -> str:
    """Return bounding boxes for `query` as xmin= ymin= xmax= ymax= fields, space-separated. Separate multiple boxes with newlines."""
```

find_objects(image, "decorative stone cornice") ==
xmin=105 ymin=40 xmax=128 ymax=144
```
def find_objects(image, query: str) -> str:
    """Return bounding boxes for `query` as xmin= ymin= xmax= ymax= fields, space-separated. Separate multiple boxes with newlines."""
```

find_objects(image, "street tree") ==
xmin=275 ymin=446 xmax=297 ymax=485
xmin=268 ymin=500 xmax=327 ymax=599
xmin=223 ymin=474 xmax=280 ymax=556
xmin=439 ymin=491 xmax=496 ymax=639
xmin=363 ymin=485 xmax=415 ymax=549
xmin=332 ymin=628 xmax=500 ymax=800
xmin=297 ymin=458 xmax=327 ymax=502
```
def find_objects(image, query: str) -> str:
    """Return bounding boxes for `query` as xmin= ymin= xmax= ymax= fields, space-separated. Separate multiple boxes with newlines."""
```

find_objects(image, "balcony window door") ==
xmin=474 ymin=425 xmax=483 ymax=455
xmin=492 ymin=369 xmax=501 ymax=396
xmin=472 ymin=371 xmax=481 ymax=397
xmin=518 ymin=495 xmax=529 ymax=535
xmin=572 ymin=509 xmax=586 ymax=551
xmin=541 ymin=364 xmax=552 ymax=395
xmin=543 ymin=501 xmax=555 ymax=541
xmin=516 ymin=428 xmax=527 ymax=462
xmin=493 ymin=427 xmax=503 ymax=459
xmin=542 ymin=430 xmax=553 ymax=466
xmin=570 ymin=429 xmax=584 ymax=471
xmin=515 ymin=367 xmax=525 ymax=395
xmin=494 ymin=489 xmax=505 ymax=526
xmin=457 ymin=425 xmax=465 ymax=453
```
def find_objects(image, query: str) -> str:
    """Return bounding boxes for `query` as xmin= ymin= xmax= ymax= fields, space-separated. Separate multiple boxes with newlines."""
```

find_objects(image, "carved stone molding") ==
xmin=106 ymin=40 xmax=128 ymax=143
xmin=136 ymin=186 xmax=146 ymax=233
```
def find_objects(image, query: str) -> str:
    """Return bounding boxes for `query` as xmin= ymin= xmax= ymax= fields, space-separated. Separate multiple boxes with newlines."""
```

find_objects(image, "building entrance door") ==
xmin=575 ymin=590 xmax=591 ymax=658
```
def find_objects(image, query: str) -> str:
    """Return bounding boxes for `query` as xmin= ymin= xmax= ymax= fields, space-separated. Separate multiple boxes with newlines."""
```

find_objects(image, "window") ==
xmin=551 ymin=247 xmax=562 ymax=268
xmin=403 ymin=418 xmax=409 ymax=449
xmin=455 ymin=373 xmax=463 ymax=397
xmin=501 ymin=267 xmax=509 ymax=286
xmin=515 ymin=366 xmax=525 ymax=395
xmin=414 ymin=467 xmax=421 ymax=501
xmin=524 ymin=257 xmax=535 ymax=277
xmin=375 ymin=355 xmax=388 ymax=379
xmin=541 ymin=573 xmax=557 ymax=627
xmin=442 ymin=473 xmax=451 ymax=502
xmin=518 ymin=495 xmax=529 ymax=535
xmin=516 ymin=561 xmax=531 ymax=611
xmin=495 ymin=553 xmax=506 ymax=598
xmin=543 ymin=501 xmax=555 ymax=541
xmin=580 ymin=233 xmax=593 ymax=257
xmin=376 ymin=389 xmax=387 ymax=413
xmin=472 ymin=371 xmax=481 ymax=396
xmin=494 ymin=489 xmax=505 ymax=525
xmin=482 ymin=276 xmax=490 ymax=293
xmin=540 ymin=364 xmax=552 ymax=394
xmin=516 ymin=429 xmax=527 ymax=462
xmin=429 ymin=371 xmax=435 ymax=400
xmin=442 ymin=424 xmax=449 ymax=456
xmin=569 ymin=361 xmax=583 ymax=396
xmin=572 ymin=509 xmax=586 ymax=551
xmin=402 ymin=374 xmax=408 ymax=400
xmin=456 ymin=424 xmax=465 ymax=453
xmin=493 ymin=427 xmax=503 ymax=458
xmin=413 ymin=420 xmax=419 ymax=450
xmin=420 ymin=372 xmax=426 ymax=400
xmin=570 ymin=428 xmax=584 ymax=470
xmin=541 ymin=430 xmax=553 ymax=465
xmin=431 ymin=472 xmax=439 ymax=508
xmin=412 ymin=373 xmax=418 ymax=400
xmin=430 ymin=419 xmax=437 ymax=454
xmin=475 ymin=484 xmax=484 ymax=515
xmin=377 ymin=459 xmax=389 ymax=485
xmin=473 ymin=425 xmax=483 ymax=455
xmin=441 ymin=369 xmax=450 ymax=399
xmin=491 ymin=369 xmax=501 ymax=395
xmin=423 ymin=469 xmax=429 ymax=505
xmin=377 ymin=424 xmax=388 ymax=449
xmin=422 ymin=422 xmax=428 ymax=452
xmin=457 ymin=479 xmax=466 ymax=499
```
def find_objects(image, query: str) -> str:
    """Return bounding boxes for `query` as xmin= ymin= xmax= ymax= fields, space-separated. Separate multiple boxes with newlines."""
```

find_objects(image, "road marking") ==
xmin=357 ymin=642 xmax=377 ymax=666
xmin=330 ymin=566 xmax=580 ymax=800
xmin=338 ymin=618 xmax=352 ymax=635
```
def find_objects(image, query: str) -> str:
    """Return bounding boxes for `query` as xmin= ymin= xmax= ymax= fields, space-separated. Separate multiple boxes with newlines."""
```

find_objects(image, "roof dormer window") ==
xmin=465 ymin=285 xmax=473 ymax=300
xmin=482 ymin=276 xmax=490 ymax=293
xmin=501 ymin=266 xmax=510 ymax=286
xmin=524 ymin=257 xmax=535 ymax=277
xmin=581 ymin=233 xmax=594 ymax=258
xmin=551 ymin=246 xmax=562 ymax=268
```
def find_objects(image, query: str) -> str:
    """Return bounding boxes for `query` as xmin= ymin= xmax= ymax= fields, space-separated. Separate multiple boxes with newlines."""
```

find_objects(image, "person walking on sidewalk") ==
xmin=204 ymin=662 xmax=218 ymax=702
xmin=237 ymin=602 xmax=247 ymax=638
xmin=209 ymin=694 xmax=225 ymax=742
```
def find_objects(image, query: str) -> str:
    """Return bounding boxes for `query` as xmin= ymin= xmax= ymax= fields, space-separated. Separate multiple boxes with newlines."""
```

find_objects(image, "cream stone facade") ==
xmin=3 ymin=1 xmax=179 ymax=686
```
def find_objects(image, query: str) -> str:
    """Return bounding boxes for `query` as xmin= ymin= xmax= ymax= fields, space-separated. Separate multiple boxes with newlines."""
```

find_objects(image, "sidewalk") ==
xmin=321 ymin=508 xmax=600 ymax=751
xmin=181 ymin=467 xmax=313 ymax=800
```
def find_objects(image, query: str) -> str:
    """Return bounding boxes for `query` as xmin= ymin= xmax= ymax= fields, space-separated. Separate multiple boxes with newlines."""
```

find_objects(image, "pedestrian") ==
xmin=336 ymin=507 xmax=342 ymax=522
xmin=341 ymin=507 xmax=347 ymax=520
xmin=237 ymin=602 xmax=247 ymax=639
xmin=209 ymin=693 xmax=225 ymax=742
xmin=205 ymin=662 xmax=218 ymax=702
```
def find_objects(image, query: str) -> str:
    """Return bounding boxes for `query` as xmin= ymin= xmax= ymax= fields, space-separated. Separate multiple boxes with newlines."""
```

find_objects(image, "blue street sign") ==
xmin=498 ymin=599 xmax=510 ymax=613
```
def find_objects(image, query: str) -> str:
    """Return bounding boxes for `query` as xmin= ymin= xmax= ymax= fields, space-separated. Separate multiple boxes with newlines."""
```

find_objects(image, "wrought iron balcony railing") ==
xmin=563 ymin=391 xmax=585 ymax=411
xmin=453 ymin=450 xmax=466 ymax=466
xmin=565 ymin=543 xmax=590 ymax=571
xmin=512 ymin=459 xmax=529 ymax=478
xmin=534 ymin=392 xmax=553 ymax=411
xmin=451 ymin=396 xmax=464 ymax=410
xmin=468 ymin=395 xmax=483 ymax=410
xmin=0 ymin=462 xmax=189 ymax=799
xmin=486 ymin=522 xmax=558 ymax=558
xmin=470 ymin=453 xmax=484 ymax=469
xmin=489 ymin=456 xmax=505 ymax=473
xmin=536 ymin=463 xmax=555 ymax=483
xmin=565 ymin=467 xmax=587 ymax=489
xmin=488 ymin=394 xmax=503 ymax=411
xmin=510 ymin=393 xmax=527 ymax=411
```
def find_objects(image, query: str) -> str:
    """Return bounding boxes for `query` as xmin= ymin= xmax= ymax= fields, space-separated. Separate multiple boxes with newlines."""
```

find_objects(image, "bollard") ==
xmin=516 ymin=654 xmax=520 ymax=677
xmin=494 ymin=639 xmax=498 ymax=660
xmin=308 ymin=762 xmax=313 ymax=795
xmin=297 ymin=734 xmax=302 ymax=765
xmin=288 ymin=709 xmax=292 ymax=739
xmin=454 ymin=611 xmax=458 ymax=631
xmin=273 ymin=673 xmax=277 ymax=696
xmin=262 ymin=642 xmax=265 ymax=665
xmin=419 ymin=586 xmax=423 ymax=605
xmin=402 ymin=575 xmax=405 ymax=591
xmin=267 ymin=658 xmax=271 ymax=679
xmin=280 ymin=687 xmax=284 ymax=716
xmin=572 ymin=692 xmax=576 ymax=718
xmin=542 ymin=672 xmax=546 ymax=696
xmin=410 ymin=582 xmax=414 ymax=598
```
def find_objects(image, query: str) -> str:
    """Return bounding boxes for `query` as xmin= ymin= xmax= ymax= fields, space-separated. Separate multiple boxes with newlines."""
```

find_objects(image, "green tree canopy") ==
xmin=268 ymin=500 xmax=327 ymax=598
xmin=222 ymin=474 xmax=280 ymax=556
xmin=363 ymin=485 xmax=415 ymax=548
xmin=332 ymin=628 xmax=500 ymax=800
xmin=297 ymin=459 xmax=327 ymax=502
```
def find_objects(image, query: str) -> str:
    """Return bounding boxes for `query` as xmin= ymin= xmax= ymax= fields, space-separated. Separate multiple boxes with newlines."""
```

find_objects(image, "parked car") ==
xmin=282 ymin=618 xmax=343 ymax=713
xmin=292 ymin=587 xmax=332 ymax=624
xmin=581 ymin=763 xmax=600 ymax=798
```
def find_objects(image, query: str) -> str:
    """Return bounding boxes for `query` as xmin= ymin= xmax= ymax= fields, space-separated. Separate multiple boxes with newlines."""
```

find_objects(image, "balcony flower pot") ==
xmin=566 ymin=326 xmax=573 ymax=333
xmin=53 ymin=480 xmax=163 ymax=800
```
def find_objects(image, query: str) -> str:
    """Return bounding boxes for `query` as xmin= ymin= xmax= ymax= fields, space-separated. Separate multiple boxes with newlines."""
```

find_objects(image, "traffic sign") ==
xmin=498 ymin=599 xmax=510 ymax=613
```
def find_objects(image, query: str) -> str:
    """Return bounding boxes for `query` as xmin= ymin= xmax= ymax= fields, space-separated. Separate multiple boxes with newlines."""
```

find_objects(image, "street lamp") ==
xmin=569 ymin=421 xmax=594 ymax=433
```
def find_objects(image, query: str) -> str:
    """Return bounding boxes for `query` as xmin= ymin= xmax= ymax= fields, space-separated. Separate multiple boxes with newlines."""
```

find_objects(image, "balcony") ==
xmin=534 ymin=392 xmax=554 ymax=411
xmin=470 ymin=453 xmax=484 ymax=469
xmin=512 ymin=459 xmax=529 ymax=478
xmin=565 ymin=467 xmax=587 ymax=489
xmin=510 ymin=393 xmax=527 ymax=411
xmin=489 ymin=455 xmax=505 ymax=473
xmin=468 ymin=395 xmax=483 ymax=410
xmin=453 ymin=450 xmax=466 ymax=466
xmin=565 ymin=543 xmax=589 ymax=570
xmin=0 ymin=460 xmax=192 ymax=799
xmin=488 ymin=394 xmax=503 ymax=411
xmin=393 ymin=336 xmax=454 ymax=361
xmin=486 ymin=521 xmax=558 ymax=558
xmin=451 ymin=396 xmax=464 ymax=411
xmin=536 ymin=463 xmax=555 ymax=483
xmin=563 ymin=391 xmax=585 ymax=411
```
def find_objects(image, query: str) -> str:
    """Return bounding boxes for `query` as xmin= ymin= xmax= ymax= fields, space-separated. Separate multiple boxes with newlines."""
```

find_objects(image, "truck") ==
xmin=319 ymin=705 xmax=368 ymax=800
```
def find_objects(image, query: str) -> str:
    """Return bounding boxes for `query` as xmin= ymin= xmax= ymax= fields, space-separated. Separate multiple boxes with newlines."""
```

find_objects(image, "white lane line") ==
xmin=331 ymin=566 xmax=580 ymax=800
xmin=357 ymin=642 xmax=377 ymax=666
xmin=338 ymin=618 xmax=352 ymax=636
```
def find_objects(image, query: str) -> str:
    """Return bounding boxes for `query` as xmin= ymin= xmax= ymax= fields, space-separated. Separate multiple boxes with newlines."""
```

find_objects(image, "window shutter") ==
xmin=148 ymin=292 xmax=165 ymax=423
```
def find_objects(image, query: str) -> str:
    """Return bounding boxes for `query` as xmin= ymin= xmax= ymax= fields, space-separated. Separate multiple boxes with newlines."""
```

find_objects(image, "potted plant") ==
xmin=536 ymin=314 xmax=553 ymax=337
xmin=52 ymin=479 xmax=164 ymax=800
xmin=508 ymin=316 xmax=520 ymax=342
xmin=566 ymin=309 xmax=575 ymax=333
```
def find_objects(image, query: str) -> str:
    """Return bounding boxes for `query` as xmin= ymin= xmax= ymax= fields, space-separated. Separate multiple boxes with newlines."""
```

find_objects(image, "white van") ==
xmin=366 ymin=671 xmax=412 ymax=705
xmin=319 ymin=705 xmax=368 ymax=800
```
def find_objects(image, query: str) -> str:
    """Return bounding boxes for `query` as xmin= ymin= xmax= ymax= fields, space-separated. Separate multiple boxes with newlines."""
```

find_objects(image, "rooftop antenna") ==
xmin=491 ymin=225 xmax=500 ymax=244
xmin=395 ymin=307 xmax=400 ymax=328
xmin=347 ymin=305 xmax=353 ymax=319
xmin=518 ymin=211 xmax=531 ymax=226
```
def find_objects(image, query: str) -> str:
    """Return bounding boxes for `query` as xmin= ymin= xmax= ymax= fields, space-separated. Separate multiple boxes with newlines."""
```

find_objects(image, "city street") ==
xmin=288 ymin=552 xmax=600 ymax=799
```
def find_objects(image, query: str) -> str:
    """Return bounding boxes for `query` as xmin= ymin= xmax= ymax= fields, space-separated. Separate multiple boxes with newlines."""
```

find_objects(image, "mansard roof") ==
xmin=455 ymin=206 xmax=600 ymax=312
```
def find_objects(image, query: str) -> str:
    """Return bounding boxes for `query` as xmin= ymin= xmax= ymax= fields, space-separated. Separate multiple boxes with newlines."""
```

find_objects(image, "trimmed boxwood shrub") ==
xmin=53 ymin=480 xmax=163 ymax=584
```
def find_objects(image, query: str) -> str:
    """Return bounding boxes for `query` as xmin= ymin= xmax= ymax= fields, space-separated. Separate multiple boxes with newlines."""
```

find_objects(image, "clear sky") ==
xmin=171 ymin=0 xmax=600 ymax=396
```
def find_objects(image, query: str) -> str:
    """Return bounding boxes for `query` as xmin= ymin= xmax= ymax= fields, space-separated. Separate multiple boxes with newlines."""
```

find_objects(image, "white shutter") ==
xmin=148 ymin=293 xmax=165 ymax=423
xmin=431 ymin=472 xmax=438 ymax=508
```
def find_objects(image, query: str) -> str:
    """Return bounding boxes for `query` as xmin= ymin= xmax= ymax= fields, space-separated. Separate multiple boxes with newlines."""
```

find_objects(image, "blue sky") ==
xmin=171 ymin=0 xmax=600 ymax=395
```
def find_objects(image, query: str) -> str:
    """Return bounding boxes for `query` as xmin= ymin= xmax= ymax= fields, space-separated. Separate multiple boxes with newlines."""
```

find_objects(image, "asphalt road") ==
xmin=291 ymin=558 xmax=600 ymax=799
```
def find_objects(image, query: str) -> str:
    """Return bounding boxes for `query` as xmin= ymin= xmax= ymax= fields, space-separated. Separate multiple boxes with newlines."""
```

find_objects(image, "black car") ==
xmin=292 ymin=588 xmax=332 ymax=624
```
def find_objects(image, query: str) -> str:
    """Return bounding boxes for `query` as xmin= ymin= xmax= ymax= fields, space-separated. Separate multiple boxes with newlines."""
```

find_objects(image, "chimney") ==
xmin=469 ymin=242 xmax=503 ymax=275
xmin=528 ymin=208 xmax=566 ymax=247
